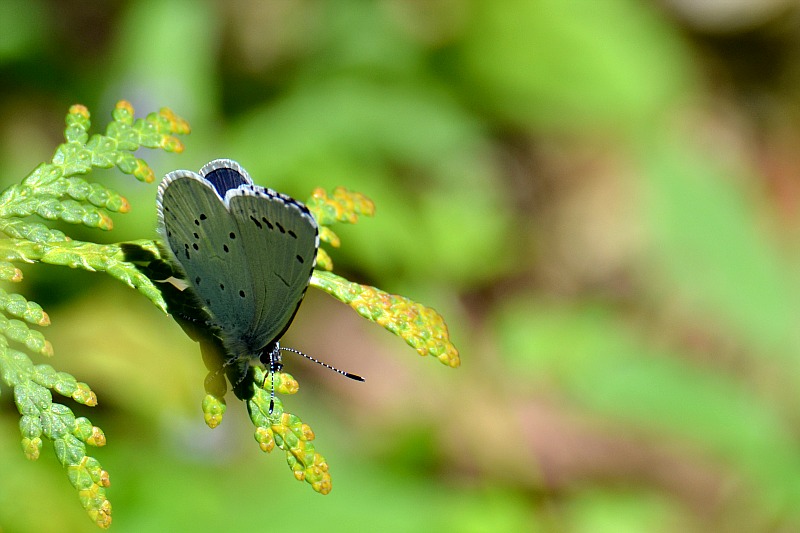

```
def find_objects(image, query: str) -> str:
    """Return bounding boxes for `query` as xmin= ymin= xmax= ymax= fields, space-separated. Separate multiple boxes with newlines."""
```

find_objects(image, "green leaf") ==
xmin=312 ymin=270 xmax=460 ymax=368
xmin=0 ymin=100 xmax=188 ymax=529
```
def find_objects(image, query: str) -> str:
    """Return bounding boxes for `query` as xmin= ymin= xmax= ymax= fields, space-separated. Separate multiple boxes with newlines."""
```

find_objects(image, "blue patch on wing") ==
xmin=204 ymin=167 xmax=250 ymax=197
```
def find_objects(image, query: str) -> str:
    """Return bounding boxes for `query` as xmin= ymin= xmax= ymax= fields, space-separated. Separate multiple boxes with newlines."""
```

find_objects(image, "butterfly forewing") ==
xmin=227 ymin=189 xmax=318 ymax=351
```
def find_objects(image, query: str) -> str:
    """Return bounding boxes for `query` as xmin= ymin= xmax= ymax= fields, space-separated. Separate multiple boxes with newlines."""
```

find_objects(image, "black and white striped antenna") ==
xmin=262 ymin=342 xmax=364 ymax=414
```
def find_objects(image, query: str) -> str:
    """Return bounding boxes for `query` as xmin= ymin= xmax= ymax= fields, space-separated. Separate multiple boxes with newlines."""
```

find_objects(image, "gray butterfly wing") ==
xmin=157 ymin=163 xmax=318 ymax=361
xmin=227 ymin=186 xmax=318 ymax=352
xmin=157 ymin=172 xmax=257 ymax=356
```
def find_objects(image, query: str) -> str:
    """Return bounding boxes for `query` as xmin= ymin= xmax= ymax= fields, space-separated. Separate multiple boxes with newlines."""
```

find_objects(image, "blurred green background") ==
xmin=2 ymin=0 xmax=800 ymax=531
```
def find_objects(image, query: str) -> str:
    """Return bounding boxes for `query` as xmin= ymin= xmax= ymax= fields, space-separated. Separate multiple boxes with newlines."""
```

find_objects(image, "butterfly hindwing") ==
xmin=158 ymin=171 xmax=257 ymax=355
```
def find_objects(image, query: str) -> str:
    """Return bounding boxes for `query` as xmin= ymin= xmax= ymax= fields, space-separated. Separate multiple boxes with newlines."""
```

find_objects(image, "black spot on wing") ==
xmin=250 ymin=215 xmax=262 ymax=229
xmin=296 ymin=255 xmax=304 ymax=264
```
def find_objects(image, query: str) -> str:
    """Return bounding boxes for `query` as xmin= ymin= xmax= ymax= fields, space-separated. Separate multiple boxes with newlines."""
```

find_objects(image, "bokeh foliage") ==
xmin=3 ymin=0 xmax=800 ymax=532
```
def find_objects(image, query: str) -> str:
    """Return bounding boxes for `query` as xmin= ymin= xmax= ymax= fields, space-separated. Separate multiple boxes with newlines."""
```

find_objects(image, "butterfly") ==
xmin=156 ymin=159 xmax=362 ymax=406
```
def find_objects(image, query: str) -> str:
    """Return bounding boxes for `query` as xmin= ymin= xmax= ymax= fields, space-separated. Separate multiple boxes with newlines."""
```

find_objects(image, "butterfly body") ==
xmin=156 ymin=159 xmax=318 ymax=395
